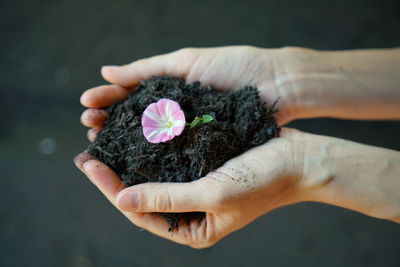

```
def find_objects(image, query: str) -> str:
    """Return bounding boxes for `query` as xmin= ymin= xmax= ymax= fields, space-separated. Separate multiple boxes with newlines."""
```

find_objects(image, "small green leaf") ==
xmin=190 ymin=117 xmax=201 ymax=128
xmin=201 ymin=115 xmax=214 ymax=123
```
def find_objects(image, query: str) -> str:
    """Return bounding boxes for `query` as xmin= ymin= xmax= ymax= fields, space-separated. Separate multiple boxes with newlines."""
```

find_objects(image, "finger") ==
xmin=75 ymin=153 xmax=218 ymax=248
xmin=77 ymin=157 xmax=208 ymax=246
xmin=80 ymin=84 xmax=131 ymax=108
xmin=87 ymin=128 xmax=99 ymax=142
xmin=80 ymin=109 xmax=108 ymax=128
xmin=82 ymin=159 xmax=126 ymax=205
xmin=74 ymin=153 xmax=139 ymax=222
xmin=101 ymin=49 xmax=198 ymax=87
xmin=123 ymin=212 xmax=212 ymax=248
xmin=73 ymin=152 xmax=94 ymax=169
xmin=116 ymin=179 xmax=213 ymax=213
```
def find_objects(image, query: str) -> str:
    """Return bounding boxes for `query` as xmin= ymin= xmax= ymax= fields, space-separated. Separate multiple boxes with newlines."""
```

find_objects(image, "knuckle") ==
xmin=153 ymin=188 xmax=172 ymax=212
xmin=196 ymin=175 xmax=225 ymax=206
xmin=135 ymin=190 xmax=147 ymax=211
xmin=177 ymin=215 xmax=219 ymax=249
xmin=176 ymin=47 xmax=196 ymax=56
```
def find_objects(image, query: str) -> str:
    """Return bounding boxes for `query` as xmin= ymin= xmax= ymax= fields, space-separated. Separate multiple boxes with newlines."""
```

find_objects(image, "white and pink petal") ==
xmin=141 ymin=98 xmax=186 ymax=143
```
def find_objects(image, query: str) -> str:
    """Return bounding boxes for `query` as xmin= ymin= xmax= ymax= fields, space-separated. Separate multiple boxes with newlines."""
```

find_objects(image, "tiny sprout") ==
xmin=189 ymin=114 xmax=215 ymax=128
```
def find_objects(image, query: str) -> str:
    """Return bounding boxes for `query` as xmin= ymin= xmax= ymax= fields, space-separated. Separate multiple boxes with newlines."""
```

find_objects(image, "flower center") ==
xmin=164 ymin=120 xmax=173 ymax=128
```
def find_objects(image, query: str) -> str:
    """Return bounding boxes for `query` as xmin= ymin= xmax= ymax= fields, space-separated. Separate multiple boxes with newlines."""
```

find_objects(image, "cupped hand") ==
xmin=75 ymin=128 xmax=312 ymax=248
xmin=80 ymin=46 xmax=306 ymax=141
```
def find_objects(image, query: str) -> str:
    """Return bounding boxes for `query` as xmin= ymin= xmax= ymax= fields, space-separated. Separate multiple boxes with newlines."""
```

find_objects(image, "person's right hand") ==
xmin=74 ymin=128 xmax=319 ymax=248
xmin=80 ymin=46 xmax=311 ymax=141
xmin=75 ymin=126 xmax=400 ymax=248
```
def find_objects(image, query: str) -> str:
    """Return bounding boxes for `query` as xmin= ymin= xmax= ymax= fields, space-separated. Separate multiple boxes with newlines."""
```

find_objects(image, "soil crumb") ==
xmin=88 ymin=76 xmax=279 ymax=230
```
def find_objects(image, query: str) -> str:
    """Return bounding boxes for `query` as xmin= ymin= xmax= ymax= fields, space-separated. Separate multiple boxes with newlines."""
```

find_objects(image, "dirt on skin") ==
xmin=88 ymin=76 xmax=280 ymax=230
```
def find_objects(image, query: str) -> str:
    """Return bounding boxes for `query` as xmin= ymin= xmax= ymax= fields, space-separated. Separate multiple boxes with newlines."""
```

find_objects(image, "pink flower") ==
xmin=141 ymin=98 xmax=186 ymax=143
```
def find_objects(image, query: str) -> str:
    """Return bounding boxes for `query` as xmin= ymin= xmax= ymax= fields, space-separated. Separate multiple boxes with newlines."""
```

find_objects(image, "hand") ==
xmin=75 ymin=126 xmax=400 ymax=248
xmin=80 ymin=46 xmax=400 ymax=142
xmin=80 ymin=46 xmax=310 ymax=141
xmin=74 ymin=128 xmax=310 ymax=248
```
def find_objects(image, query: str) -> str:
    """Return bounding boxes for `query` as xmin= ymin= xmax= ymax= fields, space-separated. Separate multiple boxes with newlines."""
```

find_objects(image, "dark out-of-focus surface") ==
xmin=1 ymin=0 xmax=400 ymax=266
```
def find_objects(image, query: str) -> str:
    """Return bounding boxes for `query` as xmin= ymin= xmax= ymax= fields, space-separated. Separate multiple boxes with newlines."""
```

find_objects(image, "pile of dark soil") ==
xmin=88 ymin=76 xmax=279 ymax=230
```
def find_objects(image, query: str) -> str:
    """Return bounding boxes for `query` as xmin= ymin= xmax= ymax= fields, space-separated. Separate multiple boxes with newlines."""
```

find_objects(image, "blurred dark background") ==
xmin=1 ymin=0 xmax=400 ymax=266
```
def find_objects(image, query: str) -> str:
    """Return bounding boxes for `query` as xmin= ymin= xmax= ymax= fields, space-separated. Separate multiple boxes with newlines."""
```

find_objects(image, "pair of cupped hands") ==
xmin=74 ymin=46 xmax=397 ymax=248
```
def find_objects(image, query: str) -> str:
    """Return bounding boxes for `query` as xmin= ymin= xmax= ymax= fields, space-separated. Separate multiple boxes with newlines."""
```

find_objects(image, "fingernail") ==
xmin=118 ymin=191 xmax=139 ymax=211
xmin=73 ymin=152 xmax=93 ymax=170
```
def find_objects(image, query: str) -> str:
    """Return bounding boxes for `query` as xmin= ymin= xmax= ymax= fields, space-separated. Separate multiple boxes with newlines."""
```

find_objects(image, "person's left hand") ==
xmin=79 ymin=46 xmax=315 ymax=141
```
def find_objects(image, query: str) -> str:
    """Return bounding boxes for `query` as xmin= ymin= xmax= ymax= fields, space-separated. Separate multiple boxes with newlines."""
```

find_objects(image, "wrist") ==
xmin=267 ymin=128 xmax=332 ymax=204
xmin=272 ymin=46 xmax=341 ymax=121
xmin=299 ymin=131 xmax=400 ymax=222
xmin=277 ymin=128 xmax=335 ymax=201
xmin=270 ymin=47 xmax=400 ymax=122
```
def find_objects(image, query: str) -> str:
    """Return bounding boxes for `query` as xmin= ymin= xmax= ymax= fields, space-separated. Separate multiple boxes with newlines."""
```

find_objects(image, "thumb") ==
xmin=116 ymin=180 xmax=212 ymax=213
xmin=101 ymin=48 xmax=199 ymax=87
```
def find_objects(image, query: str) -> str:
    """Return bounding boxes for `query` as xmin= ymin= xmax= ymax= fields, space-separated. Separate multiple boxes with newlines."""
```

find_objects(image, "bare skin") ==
xmin=75 ymin=46 xmax=400 ymax=248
